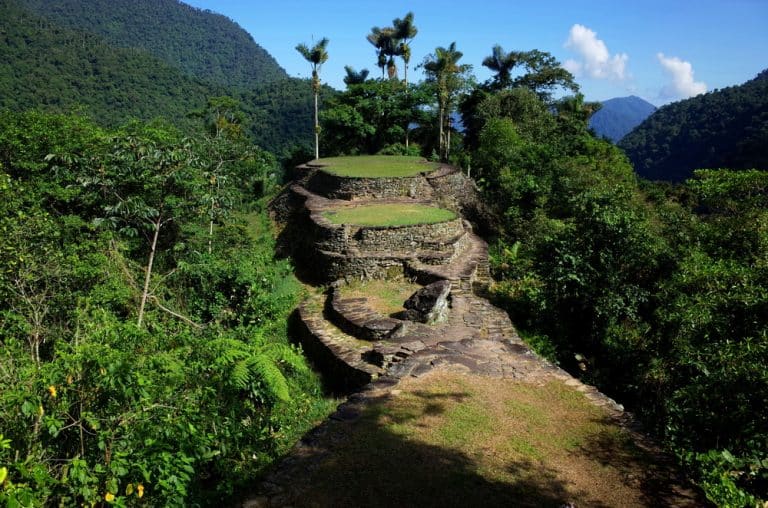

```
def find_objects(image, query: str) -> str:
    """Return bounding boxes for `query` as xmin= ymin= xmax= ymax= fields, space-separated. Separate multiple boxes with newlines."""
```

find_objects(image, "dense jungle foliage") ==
xmin=2 ymin=2 xmax=767 ymax=504
xmin=0 ymin=0 xmax=321 ymax=156
xmin=15 ymin=0 xmax=287 ymax=88
xmin=0 ymin=109 xmax=333 ymax=506
xmin=317 ymin=27 xmax=767 ymax=502
xmin=462 ymin=84 xmax=767 ymax=506
xmin=620 ymin=70 xmax=768 ymax=181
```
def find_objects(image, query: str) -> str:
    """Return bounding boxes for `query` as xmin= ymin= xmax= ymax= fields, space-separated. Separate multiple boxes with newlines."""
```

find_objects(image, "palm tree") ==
xmin=367 ymin=27 xmax=399 ymax=79
xmin=393 ymin=12 xmax=417 ymax=87
xmin=423 ymin=42 xmax=470 ymax=161
xmin=482 ymin=44 xmax=520 ymax=90
xmin=343 ymin=66 xmax=369 ymax=86
xmin=296 ymin=37 xmax=329 ymax=160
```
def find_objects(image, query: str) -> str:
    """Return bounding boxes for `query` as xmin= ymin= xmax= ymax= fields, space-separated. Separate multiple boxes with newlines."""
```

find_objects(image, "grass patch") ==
xmin=323 ymin=203 xmax=456 ymax=227
xmin=339 ymin=278 xmax=422 ymax=316
xmin=297 ymin=371 xmax=697 ymax=507
xmin=313 ymin=155 xmax=438 ymax=178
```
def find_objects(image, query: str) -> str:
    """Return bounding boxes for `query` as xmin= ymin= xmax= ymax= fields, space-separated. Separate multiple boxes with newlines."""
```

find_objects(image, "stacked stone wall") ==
xmin=308 ymin=214 xmax=463 ymax=255
xmin=306 ymin=170 xmax=434 ymax=200
xmin=317 ymin=251 xmax=406 ymax=282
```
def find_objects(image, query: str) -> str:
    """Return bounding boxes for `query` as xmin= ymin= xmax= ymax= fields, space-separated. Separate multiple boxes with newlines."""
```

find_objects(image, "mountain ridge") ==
xmin=15 ymin=0 xmax=287 ymax=89
xmin=0 ymin=0 xmax=318 ymax=154
xmin=589 ymin=95 xmax=656 ymax=143
xmin=619 ymin=70 xmax=768 ymax=181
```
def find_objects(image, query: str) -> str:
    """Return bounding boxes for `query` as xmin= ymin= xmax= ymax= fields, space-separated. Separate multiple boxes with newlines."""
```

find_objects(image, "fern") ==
xmin=229 ymin=359 xmax=250 ymax=390
xmin=248 ymin=354 xmax=291 ymax=403
xmin=263 ymin=343 xmax=309 ymax=375
xmin=207 ymin=336 xmax=292 ymax=402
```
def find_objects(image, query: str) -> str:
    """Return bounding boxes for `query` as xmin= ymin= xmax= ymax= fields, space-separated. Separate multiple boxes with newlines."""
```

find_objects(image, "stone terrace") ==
xmin=271 ymin=155 xmax=560 ymax=386
xmin=254 ymin=156 xmax=705 ymax=507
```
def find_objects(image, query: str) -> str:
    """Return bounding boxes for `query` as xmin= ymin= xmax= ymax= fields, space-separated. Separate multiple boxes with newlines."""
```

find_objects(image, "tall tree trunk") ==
xmin=208 ymin=217 xmax=214 ymax=255
xmin=446 ymin=115 xmax=452 ymax=160
xmin=438 ymin=105 xmax=445 ymax=161
xmin=404 ymin=62 xmax=409 ymax=148
xmin=138 ymin=214 xmax=162 ymax=328
xmin=313 ymin=90 xmax=319 ymax=160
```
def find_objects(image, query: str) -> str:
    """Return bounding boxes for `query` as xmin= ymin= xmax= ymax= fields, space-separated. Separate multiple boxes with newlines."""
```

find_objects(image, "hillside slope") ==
xmin=589 ymin=96 xmax=656 ymax=143
xmin=0 ymin=1 xmax=318 ymax=154
xmin=0 ymin=1 xmax=212 ymax=128
xmin=16 ymin=0 xmax=287 ymax=89
xmin=619 ymin=70 xmax=768 ymax=182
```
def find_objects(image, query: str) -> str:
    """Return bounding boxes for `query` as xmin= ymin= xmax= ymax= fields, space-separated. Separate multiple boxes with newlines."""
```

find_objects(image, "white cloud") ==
xmin=657 ymin=53 xmax=707 ymax=99
xmin=564 ymin=24 xmax=628 ymax=80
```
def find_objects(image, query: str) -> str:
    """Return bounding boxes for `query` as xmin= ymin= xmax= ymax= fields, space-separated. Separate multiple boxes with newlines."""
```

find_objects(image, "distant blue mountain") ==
xmin=589 ymin=96 xmax=657 ymax=143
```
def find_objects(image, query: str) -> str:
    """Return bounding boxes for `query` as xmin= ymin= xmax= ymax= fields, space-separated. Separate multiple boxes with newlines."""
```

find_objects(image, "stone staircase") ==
xmin=247 ymin=157 xmax=706 ymax=507
xmin=271 ymin=159 xmax=521 ymax=390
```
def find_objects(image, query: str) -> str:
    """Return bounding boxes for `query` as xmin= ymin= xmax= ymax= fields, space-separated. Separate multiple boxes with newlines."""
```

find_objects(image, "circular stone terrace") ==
xmin=307 ymin=155 xmax=440 ymax=178
xmin=301 ymin=156 xmax=445 ymax=200
xmin=322 ymin=203 xmax=456 ymax=227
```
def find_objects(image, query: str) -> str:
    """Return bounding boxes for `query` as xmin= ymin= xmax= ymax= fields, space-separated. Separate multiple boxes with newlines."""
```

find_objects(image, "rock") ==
xmin=403 ymin=280 xmax=451 ymax=324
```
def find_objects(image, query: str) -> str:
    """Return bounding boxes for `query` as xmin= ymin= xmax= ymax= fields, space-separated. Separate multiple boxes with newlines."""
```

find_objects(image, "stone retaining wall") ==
xmin=308 ymin=213 xmax=464 ymax=256
xmin=290 ymin=305 xmax=378 ymax=392
xmin=328 ymin=288 xmax=402 ymax=341
xmin=316 ymin=250 xmax=406 ymax=282
xmin=306 ymin=169 xmax=434 ymax=200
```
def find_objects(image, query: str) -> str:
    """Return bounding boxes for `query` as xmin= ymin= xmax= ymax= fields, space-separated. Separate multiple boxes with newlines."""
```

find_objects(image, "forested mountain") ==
xmin=16 ymin=0 xmax=287 ymax=89
xmin=0 ymin=0 xmax=318 ymax=154
xmin=588 ymin=95 xmax=656 ymax=142
xmin=620 ymin=70 xmax=768 ymax=181
xmin=0 ymin=1 xmax=212 ymax=128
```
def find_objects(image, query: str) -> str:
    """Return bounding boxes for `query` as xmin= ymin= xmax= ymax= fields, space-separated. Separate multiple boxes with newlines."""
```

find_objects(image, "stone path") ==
xmin=253 ymin=160 xmax=705 ymax=507
xmin=240 ymin=335 xmax=705 ymax=507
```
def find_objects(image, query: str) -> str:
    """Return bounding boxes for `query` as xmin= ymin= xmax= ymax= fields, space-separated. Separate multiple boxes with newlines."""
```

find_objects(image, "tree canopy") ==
xmin=619 ymin=69 xmax=768 ymax=181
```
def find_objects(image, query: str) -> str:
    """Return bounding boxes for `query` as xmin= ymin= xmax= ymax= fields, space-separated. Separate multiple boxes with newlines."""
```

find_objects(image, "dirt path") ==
xmin=254 ymin=162 xmax=708 ymax=507
xmin=239 ymin=339 xmax=705 ymax=507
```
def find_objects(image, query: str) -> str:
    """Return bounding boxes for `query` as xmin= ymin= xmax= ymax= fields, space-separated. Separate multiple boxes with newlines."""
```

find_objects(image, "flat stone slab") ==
xmin=329 ymin=288 xmax=402 ymax=341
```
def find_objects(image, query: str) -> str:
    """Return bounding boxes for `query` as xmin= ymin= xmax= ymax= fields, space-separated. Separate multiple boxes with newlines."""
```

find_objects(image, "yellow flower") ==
xmin=48 ymin=385 xmax=57 ymax=398
xmin=38 ymin=405 xmax=44 ymax=417
xmin=99 ymin=367 xmax=107 ymax=376
xmin=104 ymin=492 xmax=115 ymax=502
xmin=126 ymin=483 xmax=134 ymax=495
xmin=137 ymin=484 xmax=144 ymax=498
xmin=67 ymin=374 xmax=74 ymax=385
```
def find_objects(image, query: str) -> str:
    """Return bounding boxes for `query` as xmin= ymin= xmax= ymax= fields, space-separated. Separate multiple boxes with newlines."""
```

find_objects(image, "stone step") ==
xmin=327 ymin=287 xmax=403 ymax=341
xmin=404 ymin=230 xmax=489 ymax=288
xmin=294 ymin=293 xmax=386 ymax=392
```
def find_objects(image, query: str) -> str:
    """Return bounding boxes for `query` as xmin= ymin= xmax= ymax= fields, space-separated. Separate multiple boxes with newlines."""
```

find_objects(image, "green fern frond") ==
xmin=230 ymin=359 xmax=250 ymax=390
xmin=263 ymin=343 xmax=309 ymax=375
xmin=208 ymin=338 xmax=250 ymax=366
xmin=249 ymin=354 xmax=291 ymax=403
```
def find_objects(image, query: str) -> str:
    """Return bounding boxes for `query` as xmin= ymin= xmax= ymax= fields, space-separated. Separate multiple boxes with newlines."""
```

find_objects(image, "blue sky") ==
xmin=184 ymin=0 xmax=767 ymax=105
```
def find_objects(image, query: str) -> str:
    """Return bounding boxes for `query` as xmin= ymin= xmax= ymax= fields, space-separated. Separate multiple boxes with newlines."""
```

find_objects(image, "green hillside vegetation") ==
xmin=0 ymin=1 xmax=212 ymax=128
xmin=0 ymin=110 xmax=334 ymax=505
xmin=619 ymin=70 xmax=768 ymax=181
xmin=16 ymin=0 xmax=287 ymax=89
xmin=0 ymin=0 xmax=320 ymax=155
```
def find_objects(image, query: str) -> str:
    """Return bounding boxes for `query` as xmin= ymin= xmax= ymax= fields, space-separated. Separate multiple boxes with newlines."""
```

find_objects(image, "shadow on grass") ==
xmin=576 ymin=417 xmax=709 ymax=507
xmin=243 ymin=390 xmax=580 ymax=508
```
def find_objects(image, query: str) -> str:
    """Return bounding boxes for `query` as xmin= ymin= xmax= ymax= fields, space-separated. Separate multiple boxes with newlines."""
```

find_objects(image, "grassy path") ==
xmin=241 ymin=355 xmax=704 ymax=507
